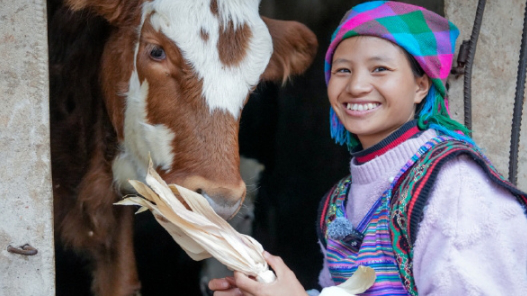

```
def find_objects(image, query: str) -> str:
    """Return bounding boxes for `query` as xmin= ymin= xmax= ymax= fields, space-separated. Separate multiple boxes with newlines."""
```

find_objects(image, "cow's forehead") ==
xmin=141 ymin=0 xmax=272 ymax=119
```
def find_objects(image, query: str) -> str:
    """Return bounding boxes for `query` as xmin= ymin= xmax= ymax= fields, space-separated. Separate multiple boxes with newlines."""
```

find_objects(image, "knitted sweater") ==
xmin=318 ymin=127 xmax=527 ymax=295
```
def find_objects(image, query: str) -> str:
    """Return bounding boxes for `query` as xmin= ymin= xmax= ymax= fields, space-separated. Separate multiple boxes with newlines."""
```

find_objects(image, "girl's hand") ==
xmin=208 ymin=251 xmax=308 ymax=296
xmin=233 ymin=251 xmax=308 ymax=296
xmin=208 ymin=276 xmax=244 ymax=296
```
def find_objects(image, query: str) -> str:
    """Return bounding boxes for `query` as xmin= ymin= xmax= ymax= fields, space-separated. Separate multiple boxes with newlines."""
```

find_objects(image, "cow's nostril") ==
xmin=197 ymin=191 xmax=243 ymax=220
xmin=196 ymin=188 xmax=204 ymax=195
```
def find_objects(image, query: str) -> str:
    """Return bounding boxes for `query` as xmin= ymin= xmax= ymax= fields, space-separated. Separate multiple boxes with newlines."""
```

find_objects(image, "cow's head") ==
xmin=66 ymin=0 xmax=317 ymax=219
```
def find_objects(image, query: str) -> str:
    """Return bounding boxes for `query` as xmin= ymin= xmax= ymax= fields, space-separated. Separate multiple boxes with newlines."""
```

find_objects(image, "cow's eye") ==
xmin=150 ymin=46 xmax=166 ymax=61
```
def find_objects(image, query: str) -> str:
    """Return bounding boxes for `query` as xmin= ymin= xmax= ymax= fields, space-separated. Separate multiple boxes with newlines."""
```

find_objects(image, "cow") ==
xmin=47 ymin=0 xmax=317 ymax=295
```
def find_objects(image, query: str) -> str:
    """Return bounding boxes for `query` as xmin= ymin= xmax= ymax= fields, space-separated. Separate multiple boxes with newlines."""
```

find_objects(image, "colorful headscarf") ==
xmin=325 ymin=1 xmax=471 ymax=149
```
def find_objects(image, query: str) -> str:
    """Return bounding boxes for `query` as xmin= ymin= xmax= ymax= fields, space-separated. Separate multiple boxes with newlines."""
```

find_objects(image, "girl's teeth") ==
xmin=346 ymin=103 xmax=379 ymax=111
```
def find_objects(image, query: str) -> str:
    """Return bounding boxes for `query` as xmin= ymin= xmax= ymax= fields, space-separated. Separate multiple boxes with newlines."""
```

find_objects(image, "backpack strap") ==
xmin=317 ymin=175 xmax=352 ymax=249
xmin=390 ymin=140 xmax=527 ymax=295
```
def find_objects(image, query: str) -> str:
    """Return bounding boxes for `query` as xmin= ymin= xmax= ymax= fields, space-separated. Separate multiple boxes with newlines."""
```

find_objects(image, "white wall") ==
xmin=0 ymin=0 xmax=55 ymax=295
xmin=446 ymin=0 xmax=527 ymax=190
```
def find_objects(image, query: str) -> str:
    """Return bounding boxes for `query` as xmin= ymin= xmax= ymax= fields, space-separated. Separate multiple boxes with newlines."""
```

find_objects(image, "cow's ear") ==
xmin=260 ymin=17 xmax=318 ymax=84
xmin=65 ymin=0 xmax=140 ymax=26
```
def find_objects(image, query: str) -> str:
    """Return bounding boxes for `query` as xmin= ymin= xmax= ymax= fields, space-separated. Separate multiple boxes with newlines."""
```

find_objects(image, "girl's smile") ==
xmin=345 ymin=102 xmax=381 ymax=113
xmin=328 ymin=36 xmax=430 ymax=149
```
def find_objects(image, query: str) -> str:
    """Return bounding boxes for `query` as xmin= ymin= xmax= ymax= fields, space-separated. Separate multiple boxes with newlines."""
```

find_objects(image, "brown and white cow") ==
xmin=49 ymin=0 xmax=317 ymax=295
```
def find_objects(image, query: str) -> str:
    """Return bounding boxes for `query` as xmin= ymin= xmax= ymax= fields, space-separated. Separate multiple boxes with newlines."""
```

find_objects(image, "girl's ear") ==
xmin=415 ymin=74 xmax=431 ymax=104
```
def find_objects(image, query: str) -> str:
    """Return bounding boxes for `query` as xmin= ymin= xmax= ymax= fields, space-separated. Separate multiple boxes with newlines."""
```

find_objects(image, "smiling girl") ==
xmin=209 ymin=2 xmax=527 ymax=295
xmin=328 ymin=36 xmax=430 ymax=149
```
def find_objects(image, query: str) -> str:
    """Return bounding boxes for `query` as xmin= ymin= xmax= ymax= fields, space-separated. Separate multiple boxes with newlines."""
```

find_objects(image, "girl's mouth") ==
xmin=345 ymin=102 xmax=380 ymax=111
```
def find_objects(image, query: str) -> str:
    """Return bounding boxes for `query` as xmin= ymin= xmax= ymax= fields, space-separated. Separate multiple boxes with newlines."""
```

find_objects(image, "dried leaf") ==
xmin=117 ymin=158 xmax=376 ymax=289
xmin=338 ymin=265 xmax=376 ymax=293
xmin=319 ymin=265 xmax=376 ymax=296
xmin=115 ymin=158 xmax=276 ymax=283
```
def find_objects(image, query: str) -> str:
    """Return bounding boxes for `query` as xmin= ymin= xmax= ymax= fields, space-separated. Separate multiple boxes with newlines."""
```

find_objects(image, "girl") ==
xmin=209 ymin=1 xmax=527 ymax=295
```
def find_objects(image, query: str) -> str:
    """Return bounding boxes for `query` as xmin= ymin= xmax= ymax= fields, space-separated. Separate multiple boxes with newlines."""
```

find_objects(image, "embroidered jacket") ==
xmin=317 ymin=126 xmax=527 ymax=295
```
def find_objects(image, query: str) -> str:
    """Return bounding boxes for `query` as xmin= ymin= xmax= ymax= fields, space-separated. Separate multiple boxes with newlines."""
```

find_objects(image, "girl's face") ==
xmin=328 ymin=36 xmax=430 ymax=149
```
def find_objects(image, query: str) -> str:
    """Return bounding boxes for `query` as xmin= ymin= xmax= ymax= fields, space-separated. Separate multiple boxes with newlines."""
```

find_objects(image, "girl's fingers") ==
xmin=209 ymin=277 xmax=235 ymax=291
xmin=210 ymin=253 xmax=303 ymax=296
xmin=234 ymin=271 xmax=260 ymax=292
xmin=212 ymin=288 xmax=244 ymax=296
xmin=263 ymin=251 xmax=288 ymax=278
xmin=225 ymin=276 xmax=236 ymax=287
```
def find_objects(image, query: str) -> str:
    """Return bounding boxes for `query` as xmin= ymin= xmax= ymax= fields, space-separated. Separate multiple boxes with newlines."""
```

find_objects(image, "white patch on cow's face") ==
xmin=142 ymin=0 xmax=273 ymax=119
xmin=114 ymin=0 xmax=271 ymax=190
xmin=112 ymin=71 xmax=176 ymax=191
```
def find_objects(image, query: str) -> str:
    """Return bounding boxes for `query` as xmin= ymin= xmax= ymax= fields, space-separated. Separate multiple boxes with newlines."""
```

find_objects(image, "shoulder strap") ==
xmin=392 ymin=140 xmax=527 ymax=246
xmin=317 ymin=175 xmax=351 ymax=249
xmin=390 ymin=140 xmax=527 ymax=295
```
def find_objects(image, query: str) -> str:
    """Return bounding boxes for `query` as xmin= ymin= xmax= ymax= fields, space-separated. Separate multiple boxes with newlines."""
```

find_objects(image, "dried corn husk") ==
xmin=115 ymin=159 xmax=275 ymax=283
xmin=319 ymin=265 xmax=376 ymax=296
xmin=116 ymin=160 xmax=376 ymax=292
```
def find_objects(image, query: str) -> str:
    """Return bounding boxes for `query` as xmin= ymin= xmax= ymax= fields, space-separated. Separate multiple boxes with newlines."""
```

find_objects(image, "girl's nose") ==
xmin=346 ymin=71 xmax=372 ymax=96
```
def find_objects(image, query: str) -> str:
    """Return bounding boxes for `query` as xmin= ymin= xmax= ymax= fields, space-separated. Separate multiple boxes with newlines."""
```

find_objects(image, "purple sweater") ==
xmin=318 ymin=129 xmax=527 ymax=295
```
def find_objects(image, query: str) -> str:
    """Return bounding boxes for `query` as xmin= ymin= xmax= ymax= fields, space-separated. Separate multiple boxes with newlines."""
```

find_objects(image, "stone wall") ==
xmin=446 ymin=0 xmax=527 ymax=190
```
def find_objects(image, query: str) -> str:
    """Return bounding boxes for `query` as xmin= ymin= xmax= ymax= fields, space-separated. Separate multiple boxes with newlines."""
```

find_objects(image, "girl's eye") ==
xmin=373 ymin=66 xmax=388 ymax=72
xmin=334 ymin=68 xmax=351 ymax=74
xmin=149 ymin=46 xmax=166 ymax=61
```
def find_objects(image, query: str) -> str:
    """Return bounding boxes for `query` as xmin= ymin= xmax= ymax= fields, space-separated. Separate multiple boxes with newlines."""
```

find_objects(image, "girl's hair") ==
xmin=405 ymin=49 xmax=426 ymax=116
xmin=327 ymin=1 xmax=474 ymax=150
xmin=405 ymin=51 xmax=475 ymax=146
xmin=404 ymin=50 xmax=425 ymax=78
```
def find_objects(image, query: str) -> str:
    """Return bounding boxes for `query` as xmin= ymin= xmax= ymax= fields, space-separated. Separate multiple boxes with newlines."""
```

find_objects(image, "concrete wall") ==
xmin=0 ymin=0 xmax=55 ymax=295
xmin=446 ymin=0 xmax=527 ymax=190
